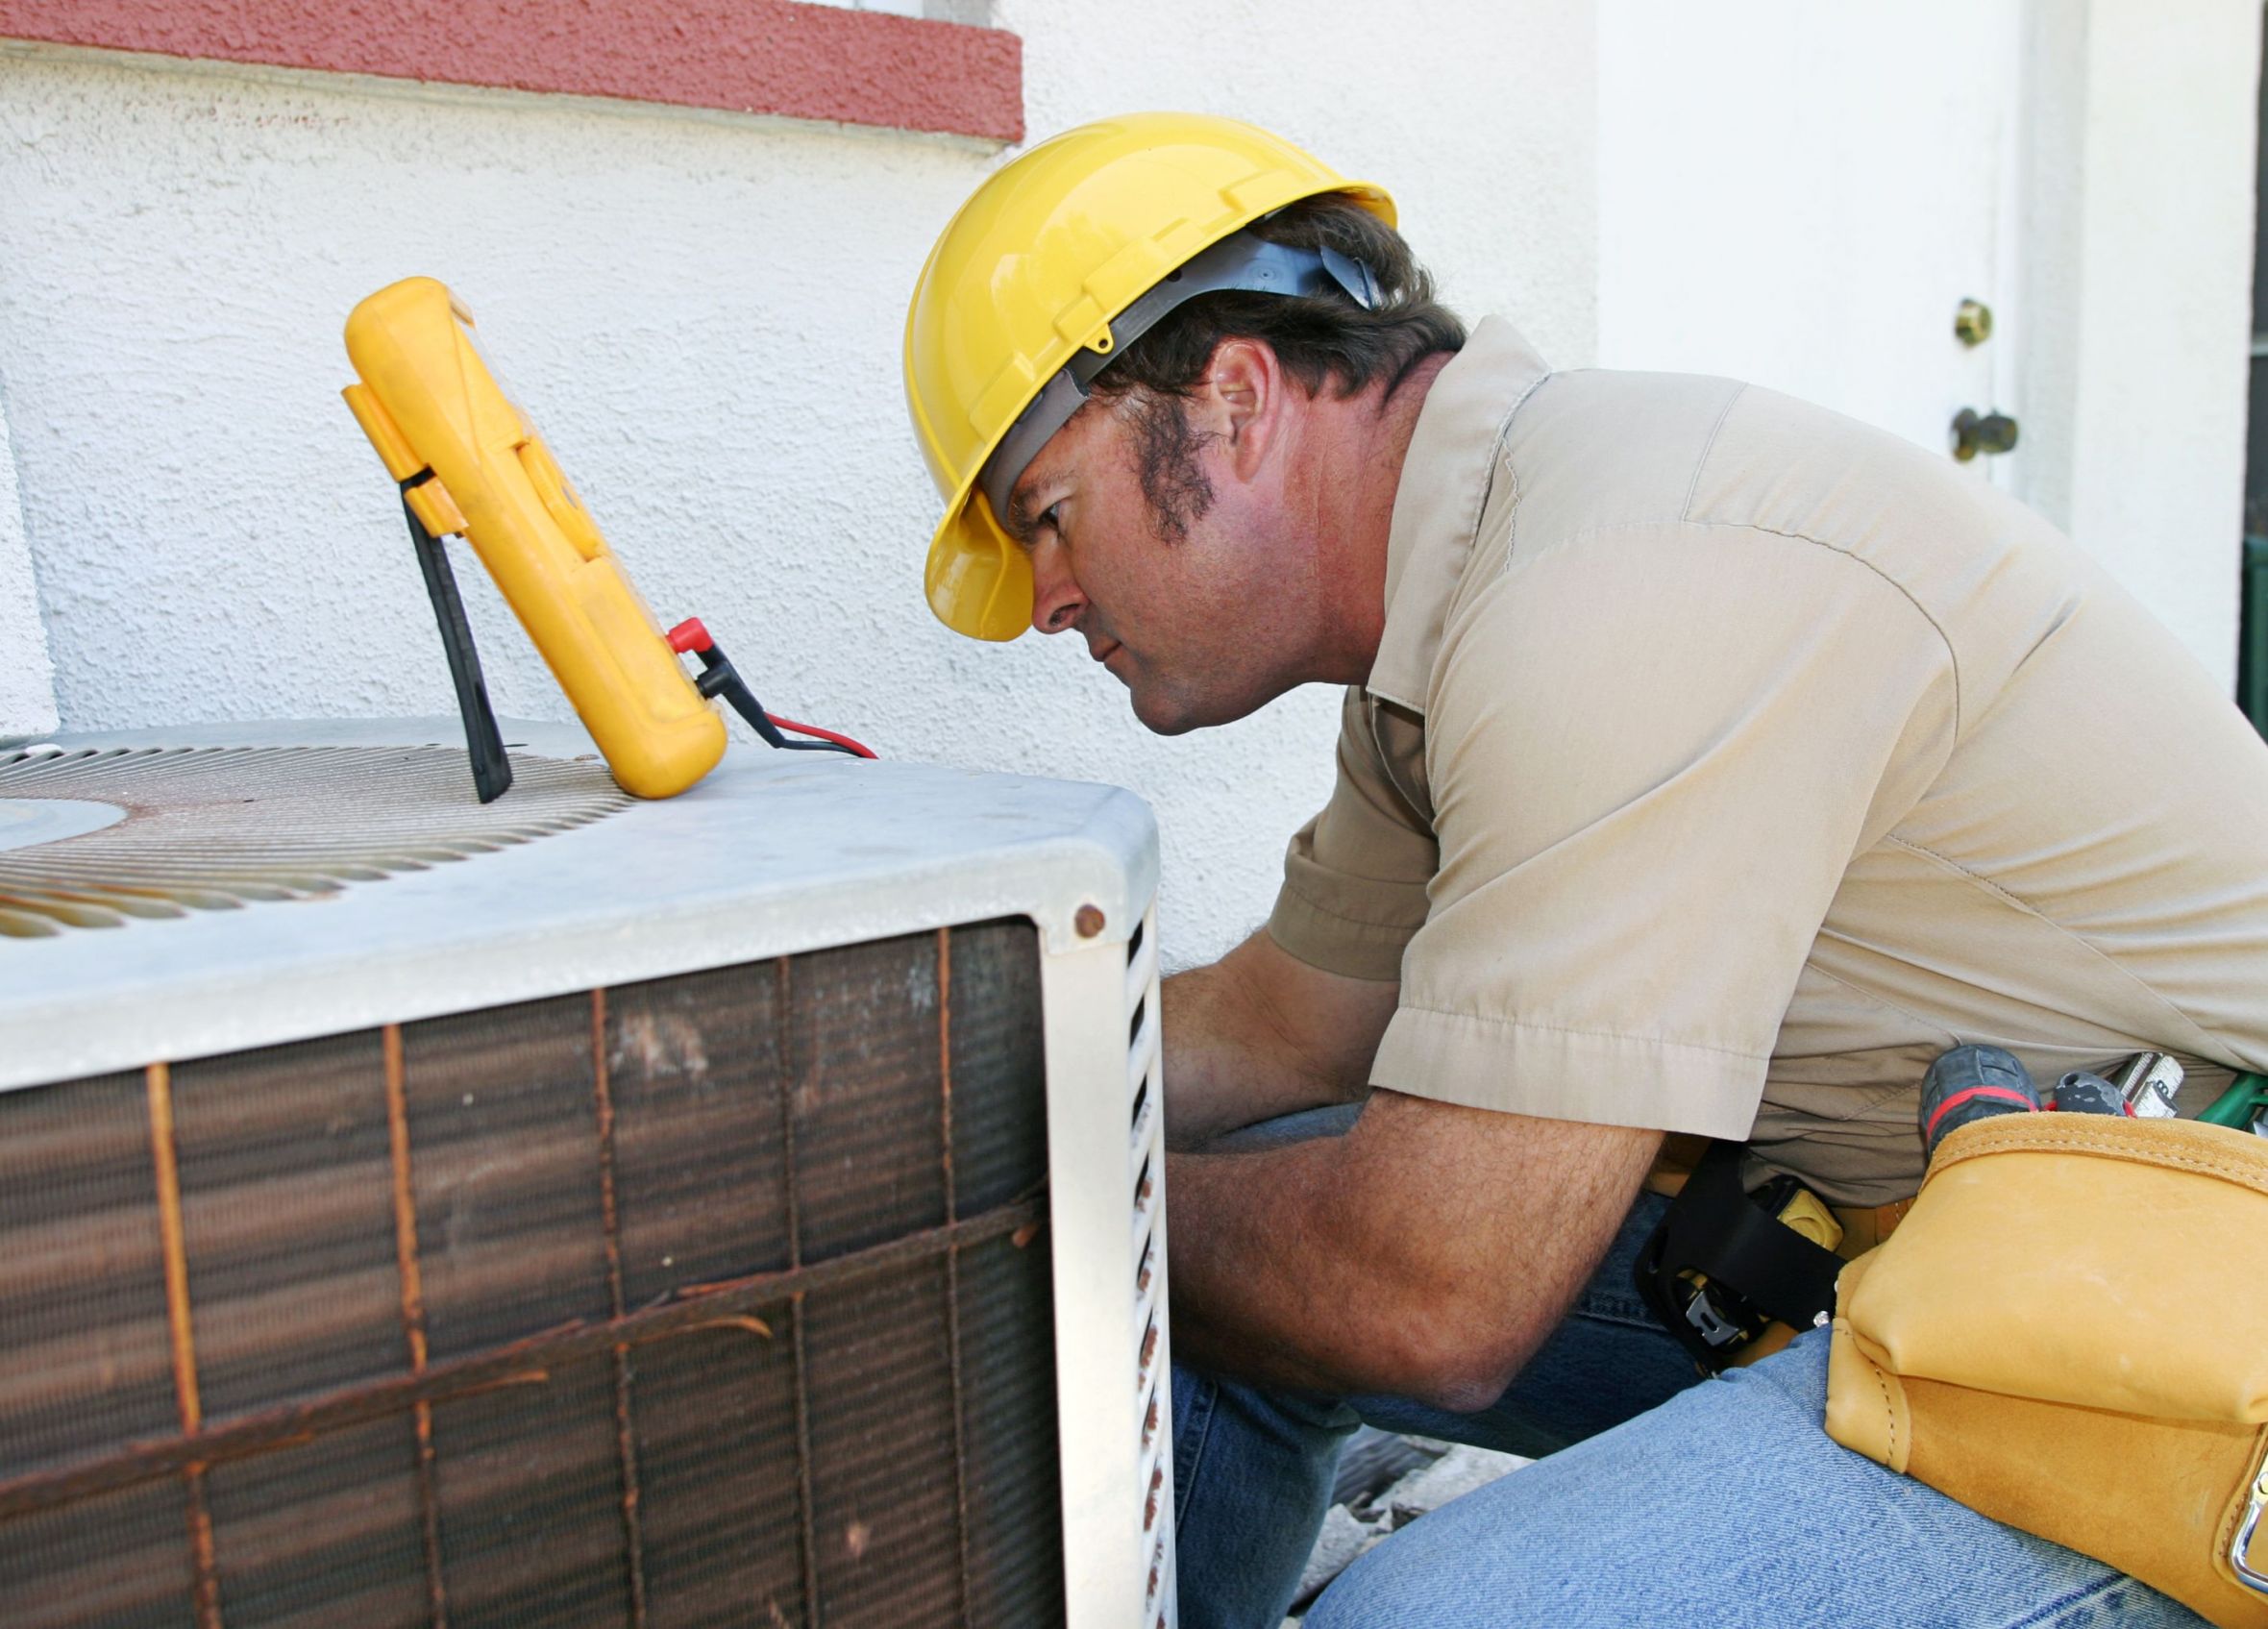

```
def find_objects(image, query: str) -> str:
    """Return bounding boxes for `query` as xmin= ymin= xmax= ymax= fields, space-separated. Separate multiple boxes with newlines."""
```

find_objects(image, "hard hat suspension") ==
xmin=975 ymin=228 xmax=1384 ymax=531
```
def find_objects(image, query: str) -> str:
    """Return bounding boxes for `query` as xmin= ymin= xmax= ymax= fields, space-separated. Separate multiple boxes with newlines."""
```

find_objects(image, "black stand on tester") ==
xmin=395 ymin=482 xmax=873 ymax=804
xmin=399 ymin=475 xmax=513 ymax=803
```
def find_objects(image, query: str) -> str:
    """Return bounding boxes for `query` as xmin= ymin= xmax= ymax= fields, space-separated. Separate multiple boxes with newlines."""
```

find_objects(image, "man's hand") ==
xmin=1167 ymin=1091 xmax=1662 ymax=1411
xmin=1160 ymin=926 xmax=1399 ymax=1149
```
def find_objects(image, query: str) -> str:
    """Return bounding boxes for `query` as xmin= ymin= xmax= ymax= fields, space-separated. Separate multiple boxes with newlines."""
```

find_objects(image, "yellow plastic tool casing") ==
xmin=341 ymin=277 xmax=726 ymax=799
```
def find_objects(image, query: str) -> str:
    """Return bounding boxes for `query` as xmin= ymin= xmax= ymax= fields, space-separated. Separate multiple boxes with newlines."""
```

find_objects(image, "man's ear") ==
xmin=1197 ymin=337 xmax=1285 ymax=480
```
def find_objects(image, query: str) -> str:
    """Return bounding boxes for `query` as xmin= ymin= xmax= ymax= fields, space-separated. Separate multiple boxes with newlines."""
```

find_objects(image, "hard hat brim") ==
xmin=925 ymin=486 xmax=1034 ymax=643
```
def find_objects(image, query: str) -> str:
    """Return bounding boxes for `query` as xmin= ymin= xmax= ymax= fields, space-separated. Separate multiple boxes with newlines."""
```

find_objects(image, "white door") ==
xmin=1596 ymin=1 xmax=2024 ymax=488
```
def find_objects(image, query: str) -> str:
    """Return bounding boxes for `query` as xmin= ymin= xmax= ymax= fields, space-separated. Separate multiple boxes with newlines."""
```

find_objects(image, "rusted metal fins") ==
xmin=0 ymin=926 xmax=1063 ymax=1625
xmin=0 ymin=1197 xmax=1043 ymax=1520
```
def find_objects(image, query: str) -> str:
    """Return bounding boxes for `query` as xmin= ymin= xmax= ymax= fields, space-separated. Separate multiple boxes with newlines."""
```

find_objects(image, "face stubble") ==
xmin=1060 ymin=386 xmax=1308 ymax=736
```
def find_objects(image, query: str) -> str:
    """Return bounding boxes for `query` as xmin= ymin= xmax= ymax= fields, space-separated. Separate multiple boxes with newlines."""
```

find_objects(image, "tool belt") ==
xmin=1825 ymin=1113 xmax=2268 ymax=1627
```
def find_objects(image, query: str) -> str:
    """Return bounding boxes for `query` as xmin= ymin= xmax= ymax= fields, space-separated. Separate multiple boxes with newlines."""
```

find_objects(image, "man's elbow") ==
xmin=1374 ymin=1304 xmax=1537 ymax=1415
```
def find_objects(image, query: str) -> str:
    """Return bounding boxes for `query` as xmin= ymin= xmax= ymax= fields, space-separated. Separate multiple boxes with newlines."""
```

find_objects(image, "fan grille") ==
xmin=0 ymin=746 xmax=629 ymax=938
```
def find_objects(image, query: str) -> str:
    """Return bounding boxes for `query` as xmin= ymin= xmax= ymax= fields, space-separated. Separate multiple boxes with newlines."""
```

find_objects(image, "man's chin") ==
xmin=1133 ymin=703 xmax=1201 ymax=738
xmin=1126 ymin=678 xmax=1263 ymax=737
xmin=1122 ymin=676 xmax=1192 ymax=735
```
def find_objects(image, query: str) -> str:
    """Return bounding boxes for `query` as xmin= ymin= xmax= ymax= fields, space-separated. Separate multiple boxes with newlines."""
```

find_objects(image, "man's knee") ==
xmin=1300 ymin=1489 xmax=1584 ymax=1629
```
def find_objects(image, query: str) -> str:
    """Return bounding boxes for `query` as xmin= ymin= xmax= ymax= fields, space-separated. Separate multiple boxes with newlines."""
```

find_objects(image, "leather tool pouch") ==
xmin=1824 ymin=1114 xmax=2268 ymax=1628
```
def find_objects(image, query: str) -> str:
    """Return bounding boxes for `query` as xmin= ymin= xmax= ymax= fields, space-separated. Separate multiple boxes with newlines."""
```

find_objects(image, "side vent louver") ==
xmin=1122 ymin=910 xmax=1173 ymax=1626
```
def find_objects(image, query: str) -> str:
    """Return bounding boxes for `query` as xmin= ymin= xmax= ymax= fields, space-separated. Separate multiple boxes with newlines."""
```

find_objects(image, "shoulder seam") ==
xmin=1683 ymin=518 xmax=1964 ymax=742
xmin=1488 ymin=367 xmax=1557 ymax=578
xmin=1680 ymin=381 xmax=1750 ymax=522
xmin=1483 ymin=511 xmax=1967 ymax=740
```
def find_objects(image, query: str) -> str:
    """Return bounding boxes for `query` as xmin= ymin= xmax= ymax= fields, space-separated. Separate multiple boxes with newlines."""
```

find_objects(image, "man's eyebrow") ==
xmin=1002 ymin=484 xmax=1043 ymax=545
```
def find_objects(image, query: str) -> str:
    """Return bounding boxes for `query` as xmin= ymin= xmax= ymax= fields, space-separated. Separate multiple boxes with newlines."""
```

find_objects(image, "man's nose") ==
xmin=1028 ymin=539 xmax=1085 ymax=635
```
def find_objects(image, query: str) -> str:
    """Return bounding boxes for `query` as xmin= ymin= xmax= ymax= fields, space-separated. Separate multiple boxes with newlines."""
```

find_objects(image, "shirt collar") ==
xmin=1366 ymin=316 xmax=1552 ymax=714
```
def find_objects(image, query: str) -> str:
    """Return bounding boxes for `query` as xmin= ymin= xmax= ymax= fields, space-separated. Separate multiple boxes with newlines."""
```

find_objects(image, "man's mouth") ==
xmin=1089 ymin=637 xmax=1121 ymax=665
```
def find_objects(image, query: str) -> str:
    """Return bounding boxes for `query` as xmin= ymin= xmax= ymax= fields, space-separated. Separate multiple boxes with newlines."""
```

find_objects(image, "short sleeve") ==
xmin=1266 ymin=687 xmax=1439 ymax=982
xmin=1370 ymin=523 xmax=1958 ymax=1136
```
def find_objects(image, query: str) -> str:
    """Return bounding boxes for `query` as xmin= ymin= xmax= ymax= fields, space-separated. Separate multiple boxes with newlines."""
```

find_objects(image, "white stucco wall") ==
xmin=0 ymin=9 xmax=1595 ymax=972
xmin=0 ymin=390 xmax=58 ymax=742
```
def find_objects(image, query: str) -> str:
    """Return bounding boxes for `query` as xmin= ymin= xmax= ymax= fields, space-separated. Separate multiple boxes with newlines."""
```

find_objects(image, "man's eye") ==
xmin=1040 ymin=504 xmax=1063 ymax=538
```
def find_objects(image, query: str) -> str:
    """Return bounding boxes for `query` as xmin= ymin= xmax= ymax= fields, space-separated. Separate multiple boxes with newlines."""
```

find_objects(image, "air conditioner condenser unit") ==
xmin=0 ymin=720 xmax=1175 ymax=1629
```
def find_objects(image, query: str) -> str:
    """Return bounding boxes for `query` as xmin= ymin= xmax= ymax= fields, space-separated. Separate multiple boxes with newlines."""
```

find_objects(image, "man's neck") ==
xmin=1301 ymin=350 xmax=1458 ymax=686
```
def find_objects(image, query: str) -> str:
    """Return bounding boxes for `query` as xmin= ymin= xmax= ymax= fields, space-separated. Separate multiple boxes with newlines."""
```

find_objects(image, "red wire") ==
xmin=767 ymin=713 xmax=877 ymax=759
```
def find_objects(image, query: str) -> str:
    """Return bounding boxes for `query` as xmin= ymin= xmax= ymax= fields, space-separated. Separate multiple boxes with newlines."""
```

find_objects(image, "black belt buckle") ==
xmin=1633 ymin=1145 xmax=1845 ymax=1375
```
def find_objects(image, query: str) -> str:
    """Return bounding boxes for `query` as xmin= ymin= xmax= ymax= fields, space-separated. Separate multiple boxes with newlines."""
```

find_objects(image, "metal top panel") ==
xmin=0 ymin=719 xmax=1156 ymax=1091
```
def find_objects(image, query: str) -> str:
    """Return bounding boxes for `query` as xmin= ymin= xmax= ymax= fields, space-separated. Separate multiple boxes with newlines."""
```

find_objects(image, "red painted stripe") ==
xmin=1923 ymin=1083 xmax=2036 ymax=1142
xmin=1 ymin=0 xmax=1023 ymax=143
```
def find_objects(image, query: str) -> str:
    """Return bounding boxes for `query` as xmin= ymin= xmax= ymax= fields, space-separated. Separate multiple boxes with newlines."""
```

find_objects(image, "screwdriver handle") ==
xmin=2200 ymin=1072 xmax=2268 ymax=1129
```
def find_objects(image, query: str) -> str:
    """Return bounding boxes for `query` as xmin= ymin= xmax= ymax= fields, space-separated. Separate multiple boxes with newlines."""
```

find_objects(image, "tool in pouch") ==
xmin=2202 ymin=1071 xmax=2268 ymax=1137
xmin=341 ymin=277 xmax=872 ymax=802
xmin=1826 ymin=1080 xmax=2268 ymax=1626
xmin=1636 ymin=1044 xmax=2213 ymax=1376
xmin=1927 ymin=1042 xmax=2266 ymax=1138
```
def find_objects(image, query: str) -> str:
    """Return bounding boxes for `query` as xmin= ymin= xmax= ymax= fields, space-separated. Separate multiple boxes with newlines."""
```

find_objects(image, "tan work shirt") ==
xmin=1268 ymin=318 xmax=2268 ymax=1205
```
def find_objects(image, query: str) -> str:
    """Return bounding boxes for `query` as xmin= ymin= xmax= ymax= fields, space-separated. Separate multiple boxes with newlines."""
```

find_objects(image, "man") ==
xmin=902 ymin=113 xmax=2268 ymax=1626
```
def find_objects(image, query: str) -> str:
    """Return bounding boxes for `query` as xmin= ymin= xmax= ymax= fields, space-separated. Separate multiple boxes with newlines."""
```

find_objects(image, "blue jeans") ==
xmin=1171 ymin=1181 xmax=2208 ymax=1628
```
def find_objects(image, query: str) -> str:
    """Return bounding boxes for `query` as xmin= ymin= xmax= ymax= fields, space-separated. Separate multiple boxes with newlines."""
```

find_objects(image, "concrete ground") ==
xmin=1282 ymin=1430 xmax=1531 ymax=1620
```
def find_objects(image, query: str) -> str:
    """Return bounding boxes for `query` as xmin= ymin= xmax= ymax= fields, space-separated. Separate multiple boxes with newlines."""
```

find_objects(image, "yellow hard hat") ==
xmin=903 ymin=112 xmax=1394 ymax=640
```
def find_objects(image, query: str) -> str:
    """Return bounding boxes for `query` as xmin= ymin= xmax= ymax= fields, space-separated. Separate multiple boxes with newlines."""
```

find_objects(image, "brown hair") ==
xmin=1090 ymin=193 xmax=1465 ymax=538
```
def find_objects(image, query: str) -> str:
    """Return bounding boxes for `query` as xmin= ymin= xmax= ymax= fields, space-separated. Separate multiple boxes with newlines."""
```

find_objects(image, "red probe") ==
xmin=665 ymin=619 xmax=877 ymax=760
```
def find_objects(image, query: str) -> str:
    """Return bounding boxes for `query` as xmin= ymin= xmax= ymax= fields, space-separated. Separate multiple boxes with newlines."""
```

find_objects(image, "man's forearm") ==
xmin=1160 ymin=961 xmax=1361 ymax=1148
xmin=1166 ymin=1094 xmax=1663 ymax=1411
xmin=1160 ymin=929 xmax=1397 ymax=1149
xmin=1166 ymin=1139 xmax=1447 ymax=1399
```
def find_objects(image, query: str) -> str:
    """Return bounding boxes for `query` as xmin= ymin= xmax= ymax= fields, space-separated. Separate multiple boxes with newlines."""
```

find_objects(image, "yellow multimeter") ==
xmin=342 ymin=277 xmax=727 ymax=800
